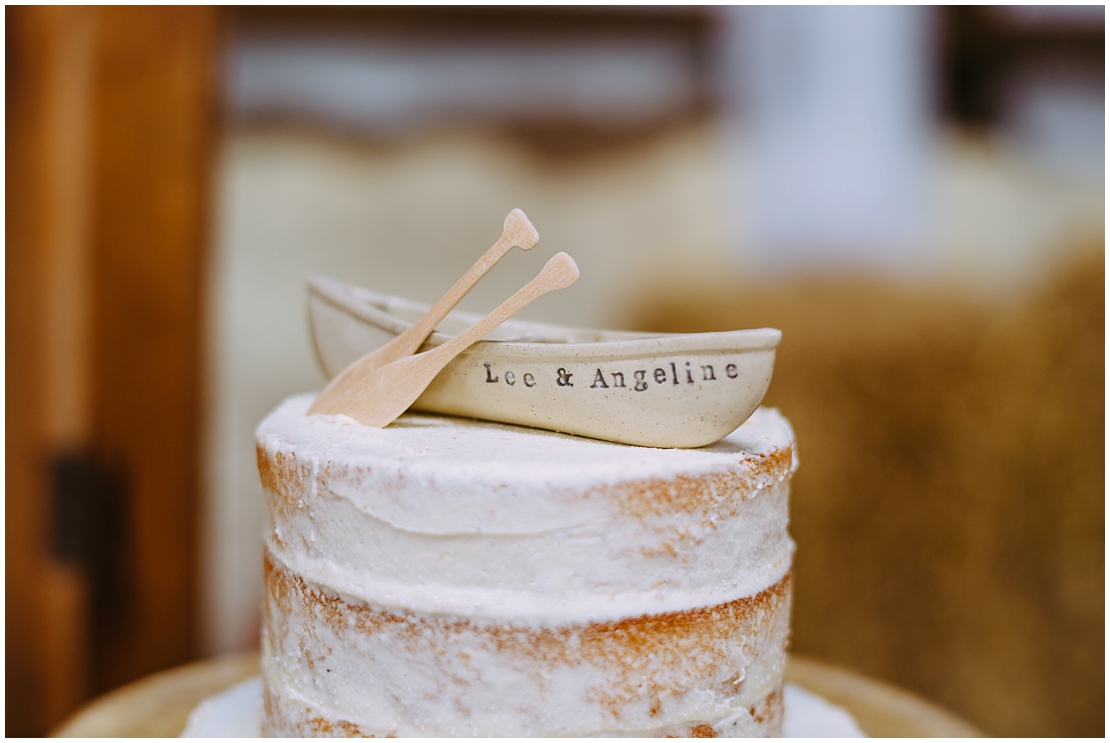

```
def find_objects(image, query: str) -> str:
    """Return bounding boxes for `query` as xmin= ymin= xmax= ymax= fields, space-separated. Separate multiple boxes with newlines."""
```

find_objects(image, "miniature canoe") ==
xmin=308 ymin=275 xmax=781 ymax=449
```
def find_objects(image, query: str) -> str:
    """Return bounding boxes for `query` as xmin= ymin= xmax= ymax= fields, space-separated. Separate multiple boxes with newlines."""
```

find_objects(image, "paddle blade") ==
xmin=503 ymin=208 xmax=540 ymax=250
xmin=356 ymin=357 xmax=428 ymax=428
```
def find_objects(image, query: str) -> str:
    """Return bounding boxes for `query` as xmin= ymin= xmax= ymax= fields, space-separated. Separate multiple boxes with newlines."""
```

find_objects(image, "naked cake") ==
xmin=257 ymin=394 xmax=796 ymax=737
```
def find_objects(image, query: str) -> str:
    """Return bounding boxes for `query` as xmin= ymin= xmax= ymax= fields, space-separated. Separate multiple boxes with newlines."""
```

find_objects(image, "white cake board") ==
xmin=180 ymin=676 xmax=865 ymax=738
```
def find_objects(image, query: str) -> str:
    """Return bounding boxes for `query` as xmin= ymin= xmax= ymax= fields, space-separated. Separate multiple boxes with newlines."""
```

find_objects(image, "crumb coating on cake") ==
xmin=263 ymin=555 xmax=790 ymax=737
xmin=257 ymin=394 xmax=796 ymax=736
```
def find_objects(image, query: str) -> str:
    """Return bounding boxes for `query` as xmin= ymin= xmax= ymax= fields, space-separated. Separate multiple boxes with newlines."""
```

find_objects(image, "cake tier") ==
xmin=257 ymin=394 xmax=796 ymax=736
xmin=263 ymin=553 xmax=790 ymax=737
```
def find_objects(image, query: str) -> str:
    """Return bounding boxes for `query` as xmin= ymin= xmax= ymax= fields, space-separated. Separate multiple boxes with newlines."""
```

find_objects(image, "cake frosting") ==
xmin=258 ymin=394 xmax=797 ymax=737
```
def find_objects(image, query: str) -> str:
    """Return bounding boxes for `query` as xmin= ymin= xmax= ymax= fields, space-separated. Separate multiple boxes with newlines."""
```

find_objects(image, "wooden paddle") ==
xmin=309 ymin=208 xmax=539 ymax=416
xmin=319 ymin=252 xmax=579 ymax=428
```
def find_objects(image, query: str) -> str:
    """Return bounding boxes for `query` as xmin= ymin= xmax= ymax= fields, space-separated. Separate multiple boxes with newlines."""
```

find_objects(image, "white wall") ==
xmin=718 ymin=6 xmax=937 ymax=274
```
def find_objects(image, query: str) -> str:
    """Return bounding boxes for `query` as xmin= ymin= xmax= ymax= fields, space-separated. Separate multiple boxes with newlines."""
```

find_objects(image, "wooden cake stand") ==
xmin=52 ymin=653 xmax=984 ymax=737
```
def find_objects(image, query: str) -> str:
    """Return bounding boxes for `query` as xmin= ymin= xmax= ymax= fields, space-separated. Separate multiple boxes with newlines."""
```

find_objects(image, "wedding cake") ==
xmin=256 ymin=393 xmax=796 ymax=737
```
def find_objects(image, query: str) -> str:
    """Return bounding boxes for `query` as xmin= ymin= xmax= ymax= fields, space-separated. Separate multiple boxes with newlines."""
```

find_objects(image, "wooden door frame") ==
xmin=6 ymin=7 xmax=221 ymax=735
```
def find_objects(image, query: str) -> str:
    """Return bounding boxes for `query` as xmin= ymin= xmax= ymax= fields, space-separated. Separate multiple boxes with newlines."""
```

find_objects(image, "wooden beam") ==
xmin=5 ymin=7 xmax=221 ymax=732
xmin=6 ymin=6 xmax=99 ymax=733
xmin=87 ymin=5 xmax=220 ymax=695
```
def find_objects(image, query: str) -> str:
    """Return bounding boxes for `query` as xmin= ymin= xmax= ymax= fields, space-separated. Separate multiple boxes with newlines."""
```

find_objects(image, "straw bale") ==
xmin=630 ymin=248 xmax=1104 ymax=737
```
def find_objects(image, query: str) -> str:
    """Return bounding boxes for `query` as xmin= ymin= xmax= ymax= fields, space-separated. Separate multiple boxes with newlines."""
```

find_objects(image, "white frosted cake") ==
xmin=257 ymin=394 xmax=797 ymax=737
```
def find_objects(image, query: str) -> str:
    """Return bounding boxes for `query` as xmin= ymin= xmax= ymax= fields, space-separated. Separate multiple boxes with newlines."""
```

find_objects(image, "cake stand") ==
xmin=51 ymin=653 xmax=983 ymax=737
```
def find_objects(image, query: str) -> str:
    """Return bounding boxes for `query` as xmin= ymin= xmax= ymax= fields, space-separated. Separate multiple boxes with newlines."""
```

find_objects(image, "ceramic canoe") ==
xmin=307 ymin=275 xmax=781 ymax=448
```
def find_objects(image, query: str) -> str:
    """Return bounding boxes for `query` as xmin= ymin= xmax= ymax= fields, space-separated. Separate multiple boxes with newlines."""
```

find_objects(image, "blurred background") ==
xmin=6 ymin=5 xmax=1103 ymax=737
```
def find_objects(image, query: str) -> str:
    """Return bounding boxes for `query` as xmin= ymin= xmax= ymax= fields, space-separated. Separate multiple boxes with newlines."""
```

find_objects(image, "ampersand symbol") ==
xmin=556 ymin=368 xmax=573 ymax=387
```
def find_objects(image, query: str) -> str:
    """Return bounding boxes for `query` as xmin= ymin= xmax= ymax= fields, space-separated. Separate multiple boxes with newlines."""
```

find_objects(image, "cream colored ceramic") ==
xmin=308 ymin=275 xmax=781 ymax=449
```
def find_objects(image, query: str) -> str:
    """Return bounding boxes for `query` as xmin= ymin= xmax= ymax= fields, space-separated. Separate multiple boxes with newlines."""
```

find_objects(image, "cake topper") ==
xmin=307 ymin=276 xmax=782 ymax=449
xmin=309 ymin=208 xmax=539 ymax=416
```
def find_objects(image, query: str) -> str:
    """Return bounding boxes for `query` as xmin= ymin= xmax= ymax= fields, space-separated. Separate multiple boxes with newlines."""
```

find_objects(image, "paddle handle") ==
xmin=353 ymin=252 xmax=579 ymax=428
xmin=377 ymin=208 xmax=538 ymax=365
xmin=308 ymin=209 xmax=537 ymax=416
xmin=422 ymin=252 xmax=580 ymax=370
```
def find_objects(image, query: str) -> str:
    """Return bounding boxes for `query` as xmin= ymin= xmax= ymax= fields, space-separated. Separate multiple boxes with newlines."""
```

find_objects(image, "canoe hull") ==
xmin=309 ymin=276 xmax=779 ymax=448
